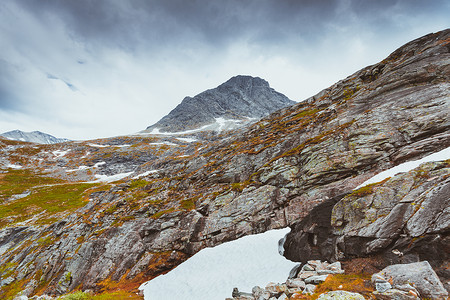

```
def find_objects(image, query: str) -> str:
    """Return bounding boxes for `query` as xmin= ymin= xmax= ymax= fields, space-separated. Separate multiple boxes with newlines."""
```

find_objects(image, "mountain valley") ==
xmin=0 ymin=29 xmax=449 ymax=300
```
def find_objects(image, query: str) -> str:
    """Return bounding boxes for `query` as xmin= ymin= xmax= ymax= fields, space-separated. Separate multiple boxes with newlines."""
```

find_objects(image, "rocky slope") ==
xmin=1 ymin=130 xmax=69 ymax=144
xmin=145 ymin=75 xmax=295 ymax=133
xmin=0 ymin=29 xmax=449 ymax=299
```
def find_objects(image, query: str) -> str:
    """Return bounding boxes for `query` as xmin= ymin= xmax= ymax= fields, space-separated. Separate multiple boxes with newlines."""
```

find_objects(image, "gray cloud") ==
xmin=17 ymin=0 xmax=449 ymax=51
xmin=1 ymin=0 xmax=449 ymax=139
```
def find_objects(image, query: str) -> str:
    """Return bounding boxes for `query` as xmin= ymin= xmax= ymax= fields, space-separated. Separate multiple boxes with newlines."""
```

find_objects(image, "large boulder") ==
xmin=371 ymin=261 xmax=448 ymax=299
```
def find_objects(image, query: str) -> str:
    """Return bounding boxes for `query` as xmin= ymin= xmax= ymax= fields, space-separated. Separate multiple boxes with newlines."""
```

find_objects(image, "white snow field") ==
xmin=140 ymin=228 xmax=297 ymax=300
xmin=357 ymin=146 xmax=450 ymax=189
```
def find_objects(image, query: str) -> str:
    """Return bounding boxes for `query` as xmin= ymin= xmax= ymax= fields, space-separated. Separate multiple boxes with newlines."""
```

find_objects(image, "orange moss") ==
xmin=291 ymin=273 xmax=374 ymax=299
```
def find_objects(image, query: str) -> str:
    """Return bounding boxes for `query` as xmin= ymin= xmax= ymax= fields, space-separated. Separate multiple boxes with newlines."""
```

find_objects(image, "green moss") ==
xmin=180 ymin=197 xmax=196 ymax=210
xmin=343 ymin=85 xmax=361 ymax=100
xmin=129 ymin=179 xmax=148 ymax=189
xmin=349 ymin=178 xmax=390 ymax=198
xmin=0 ymin=169 xmax=62 ymax=199
xmin=294 ymin=108 xmax=319 ymax=119
xmin=58 ymin=291 xmax=90 ymax=300
xmin=151 ymin=208 xmax=176 ymax=219
xmin=0 ymin=181 xmax=100 ymax=228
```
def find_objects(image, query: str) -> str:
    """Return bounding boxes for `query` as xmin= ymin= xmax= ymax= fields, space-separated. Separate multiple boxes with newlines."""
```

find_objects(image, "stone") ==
xmin=302 ymin=264 xmax=315 ymax=271
xmin=252 ymin=286 xmax=270 ymax=300
xmin=265 ymin=282 xmax=288 ymax=295
xmin=303 ymin=284 xmax=316 ymax=295
xmin=317 ymin=290 xmax=365 ymax=299
xmin=286 ymin=278 xmax=306 ymax=289
xmin=305 ymin=275 xmax=329 ymax=284
xmin=288 ymin=263 xmax=302 ymax=279
xmin=376 ymin=282 xmax=392 ymax=293
xmin=0 ymin=276 xmax=15 ymax=287
xmin=373 ymin=289 xmax=419 ymax=300
xmin=326 ymin=262 xmax=342 ymax=272
xmin=277 ymin=294 xmax=288 ymax=300
xmin=372 ymin=261 xmax=448 ymax=299
xmin=297 ymin=271 xmax=317 ymax=280
xmin=287 ymin=288 xmax=302 ymax=296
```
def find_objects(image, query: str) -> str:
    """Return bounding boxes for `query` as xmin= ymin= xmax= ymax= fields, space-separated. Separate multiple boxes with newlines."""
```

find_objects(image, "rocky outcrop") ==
xmin=0 ymin=30 xmax=449 ymax=299
xmin=283 ymin=160 xmax=449 ymax=270
xmin=145 ymin=75 xmax=295 ymax=132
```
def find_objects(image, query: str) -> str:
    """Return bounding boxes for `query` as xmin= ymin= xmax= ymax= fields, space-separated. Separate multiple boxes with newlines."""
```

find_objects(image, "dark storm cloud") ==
xmin=17 ymin=0 xmax=449 ymax=52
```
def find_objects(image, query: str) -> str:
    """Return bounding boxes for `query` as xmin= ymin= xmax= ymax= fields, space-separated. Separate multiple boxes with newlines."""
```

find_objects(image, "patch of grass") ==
xmin=0 ymin=180 xmax=101 ymax=228
xmin=294 ymin=108 xmax=319 ymax=119
xmin=129 ymin=179 xmax=148 ymax=189
xmin=349 ymin=177 xmax=390 ymax=198
xmin=0 ymin=278 xmax=27 ymax=300
xmin=151 ymin=208 xmax=176 ymax=219
xmin=0 ymin=169 xmax=62 ymax=200
xmin=180 ymin=197 xmax=196 ymax=210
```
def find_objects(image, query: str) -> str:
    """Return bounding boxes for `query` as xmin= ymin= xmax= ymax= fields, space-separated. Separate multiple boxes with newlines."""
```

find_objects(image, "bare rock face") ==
xmin=145 ymin=75 xmax=295 ymax=132
xmin=0 ymin=29 xmax=449 ymax=298
xmin=283 ymin=161 xmax=450 ymax=269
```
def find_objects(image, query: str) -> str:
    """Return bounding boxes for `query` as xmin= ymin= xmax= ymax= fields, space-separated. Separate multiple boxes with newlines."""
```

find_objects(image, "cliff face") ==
xmin=0 ymin=29 xmax=449 ymax=299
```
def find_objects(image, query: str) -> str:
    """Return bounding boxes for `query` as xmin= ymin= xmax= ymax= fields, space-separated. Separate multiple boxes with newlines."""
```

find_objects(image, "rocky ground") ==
xmin=228 ymin=260 xmax=448 ymax=300
xmin=0 ymin=29 xmax=449 ymax=299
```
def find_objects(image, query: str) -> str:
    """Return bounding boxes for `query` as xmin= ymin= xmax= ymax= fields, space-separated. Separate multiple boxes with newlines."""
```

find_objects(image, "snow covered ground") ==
xmin=357 ymin=146 xmax=450 ymax=189
xmin=140 ymin=228 xmax=297 ymax=300
xmin=94 ymin=171 xmax=134 ymax=183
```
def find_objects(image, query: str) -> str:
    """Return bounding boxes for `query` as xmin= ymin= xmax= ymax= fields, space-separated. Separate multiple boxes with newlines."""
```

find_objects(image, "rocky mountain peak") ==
xmin=218 ymin=75 xmax=270 ymax=90
xmin=145 ymin=75 xmax=295 ymax=133
xmin=0 ymin=130 xmax=69 ymax=144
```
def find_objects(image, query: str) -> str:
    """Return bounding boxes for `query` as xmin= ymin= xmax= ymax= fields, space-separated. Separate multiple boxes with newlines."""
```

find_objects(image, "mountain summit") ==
xmin=0 ymin=130 xmax=69 ymax=144
xmin=145 ymin=75 xmax=295 ymax=133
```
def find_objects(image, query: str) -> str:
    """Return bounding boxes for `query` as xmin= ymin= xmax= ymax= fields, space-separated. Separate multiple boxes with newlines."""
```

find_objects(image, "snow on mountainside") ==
xmin=140 ymin=228 xmax=296 ymax=300
xmin=144 ymin=75 xmax=296 ymax=133
xmin=1 ymin=130 xmax=69 ymax=144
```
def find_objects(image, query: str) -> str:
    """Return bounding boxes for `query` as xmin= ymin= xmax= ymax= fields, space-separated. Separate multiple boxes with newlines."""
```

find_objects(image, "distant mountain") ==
xmin=1 ymin=130 xmax=69 ymax=144
xmin=145 ymin=75 xmax=296 ymax=133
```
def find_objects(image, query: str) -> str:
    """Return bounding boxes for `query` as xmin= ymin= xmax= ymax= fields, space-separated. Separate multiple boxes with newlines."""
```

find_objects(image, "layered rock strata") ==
xmin=0 ymin=29 xmax=449 ymax=298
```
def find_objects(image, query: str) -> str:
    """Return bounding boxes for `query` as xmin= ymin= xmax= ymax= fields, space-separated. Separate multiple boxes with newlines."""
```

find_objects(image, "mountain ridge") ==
xmin=145 ymin=75 xmax=296 ymax=133
xmin=0 ymin=130 xmax=69 ymax=144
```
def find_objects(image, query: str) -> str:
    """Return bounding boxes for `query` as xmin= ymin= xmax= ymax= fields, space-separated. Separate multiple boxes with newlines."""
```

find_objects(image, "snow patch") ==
xmin=149 ymin=142 xmax=178 ymax=146
xmin=140 ymin=228 xmax=296 ymax=300
xmin=88 ymin=143 xmax=110 ymax=148
xmin=52 ymin=149 xmax=70 ymax=157
xmin=7 ymin=163 xmax=23 ymax=169
xmin=176 ymin=137 xmax=197 ymax=143
xmin=93 ymin=161 xmax=106 ymax=168
xmin=132 ymin=170 xmax=159 ymax=179
xmin=357 ymin=146 xmax=450 ymax=189
xmin=66 ymin=166 xmax=89 ymax=172
xmin=94 ymin=171 xmax=134 ymax=183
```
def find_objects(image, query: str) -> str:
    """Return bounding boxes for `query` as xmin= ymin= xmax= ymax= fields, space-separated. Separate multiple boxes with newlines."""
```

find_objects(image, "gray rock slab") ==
xmin=372 ymin=261 xmax=448 ymax=299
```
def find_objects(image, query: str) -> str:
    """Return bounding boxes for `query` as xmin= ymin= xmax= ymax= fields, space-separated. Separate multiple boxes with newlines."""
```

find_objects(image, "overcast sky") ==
xmin=0 ymin=0 xmax=449 ymax=140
